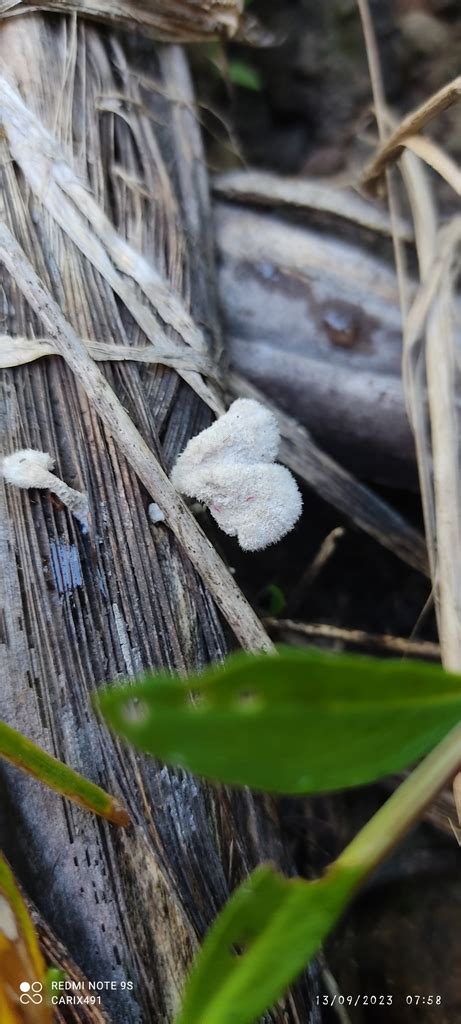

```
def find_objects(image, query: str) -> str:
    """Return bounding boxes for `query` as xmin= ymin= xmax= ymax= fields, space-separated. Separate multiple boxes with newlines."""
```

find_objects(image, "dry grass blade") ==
xmin=0 ymin=0 xmax=244 ymax=41
xmin=403 ymin=216 xmax=461 ymax=364
xmin=400 ymin=163 xmax=461 ymax=663
xmin=399 ymin=150 xmax=439 ymax=591
xmin=213 ymin=169 xmax=413 ymax=240
xmin=362 ymin=75 xmax=461 ymax=194
xmin=359 ymin=0 xmax=461 ymax=827
xmin=425 ymin=253 xmax=461 ymax=669
xmin=357 ymin=0 xmax=411 ymax=317
xmin=0 ymin=223 xmax=272 ymax=654
xmin=0 ymin=333 xmax=218 ymax=374
xmin=403 ymin=136 xmax=461 ymax=196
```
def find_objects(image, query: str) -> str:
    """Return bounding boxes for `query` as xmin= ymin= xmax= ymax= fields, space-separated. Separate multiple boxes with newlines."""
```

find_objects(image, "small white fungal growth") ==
xmin=2 ymin=448 xmax=89 ymax=528
xmin=148 ymin=502 xmax=165 ymax=524
xmin=171 ymin=399 xmax=302 ymax=551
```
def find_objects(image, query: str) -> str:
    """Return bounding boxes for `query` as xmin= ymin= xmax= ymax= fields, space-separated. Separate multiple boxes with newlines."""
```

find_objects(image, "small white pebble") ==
xmin=148 ymin=502 xmax=165 ymax=524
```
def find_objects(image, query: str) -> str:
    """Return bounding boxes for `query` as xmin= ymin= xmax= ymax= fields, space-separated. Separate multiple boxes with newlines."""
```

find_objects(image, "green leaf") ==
xmin=228 ymin=60 xmax=263 ymax=91
xmin=0 ymin=720 xmax=130 ymax=826
xmin=176 ymin=863 xmax=359 ymax=1024
xmin=96 ymin=647 xmax=461 ymax=794
xmin=175 ymin=719 xmax=461 ymax=1024
xmin=260 ymin=583 xmax=286 ymax=616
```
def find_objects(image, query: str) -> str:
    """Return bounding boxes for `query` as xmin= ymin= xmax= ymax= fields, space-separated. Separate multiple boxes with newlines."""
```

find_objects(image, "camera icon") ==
xmin=19 ymin=981 xmax=43 ymax=1005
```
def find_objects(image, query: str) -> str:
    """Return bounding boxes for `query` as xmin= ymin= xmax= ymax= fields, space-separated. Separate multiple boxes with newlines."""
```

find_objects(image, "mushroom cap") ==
xmin=2 ymin=448 xmax=55 ymax=489
xmin=171 ymin=398 xmax=280 ymax=495
xmin=206 ymin=463 xmax=303 ymax=551
xmin=170 ymin=398 xmax=302 ymax=551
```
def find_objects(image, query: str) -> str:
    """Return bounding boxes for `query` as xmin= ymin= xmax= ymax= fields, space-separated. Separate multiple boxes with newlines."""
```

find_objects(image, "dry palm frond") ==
xmin=0 ymin=221 xmax=271 ymax=654
xmin=0 ymin=13 xmax=271 ymax=656
xmin=0 ymin=0 xmax=244 ymax=41
xmin=1 ymin=17 xmax=293 ymax=1020
xmin=0 ymin=61 xmax=224 ymax=414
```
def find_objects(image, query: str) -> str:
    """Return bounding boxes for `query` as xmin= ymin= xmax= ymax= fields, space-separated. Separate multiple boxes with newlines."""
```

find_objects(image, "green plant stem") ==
xmin=0 ymin=720 xmax=130 ymax=827
xmin=337 ymin=721 xmax=461 ymax=879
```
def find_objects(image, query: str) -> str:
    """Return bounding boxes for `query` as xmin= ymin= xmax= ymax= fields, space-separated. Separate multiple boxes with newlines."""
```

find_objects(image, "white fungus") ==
xmin=148 ymin=502 xmax=165 ymax=524
xmin=2 ymin=448 xmax=89 ymax=528
xmin=171 ymin=399 xmax=302 ymax=551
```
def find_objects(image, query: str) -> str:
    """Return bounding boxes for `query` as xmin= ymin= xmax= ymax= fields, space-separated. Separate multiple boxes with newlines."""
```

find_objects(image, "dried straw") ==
xmin=363 ymin=75 xmax=461 ymax=194
xmin=0 ymin=0 xmax=244 ymax=41
xmin=358 ymin=0 xmax=461 ymax=828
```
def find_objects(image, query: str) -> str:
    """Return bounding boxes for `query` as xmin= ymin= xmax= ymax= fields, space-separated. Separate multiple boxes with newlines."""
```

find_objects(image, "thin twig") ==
xmin=286 ymin=528 xmax=345 ymax=617
xmin=264 ymin=618 xmax=440 ymax=662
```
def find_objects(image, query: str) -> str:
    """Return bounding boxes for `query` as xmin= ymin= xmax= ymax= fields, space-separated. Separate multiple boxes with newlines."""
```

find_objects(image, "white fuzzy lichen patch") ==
xmin=171 ymin=399 xmax=302 ymax=551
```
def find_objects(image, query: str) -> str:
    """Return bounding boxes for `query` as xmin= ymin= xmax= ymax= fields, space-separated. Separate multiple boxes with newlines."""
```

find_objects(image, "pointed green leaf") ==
xmin=175 ymin=863 xmax=359 ymax=1024
xmin=97 ymin=648 xmax=461 ymax=794
xmin=0 ymin=721 xmax=130 ymax=826
xmin=228 ymin=60 xmax=263 ymax=91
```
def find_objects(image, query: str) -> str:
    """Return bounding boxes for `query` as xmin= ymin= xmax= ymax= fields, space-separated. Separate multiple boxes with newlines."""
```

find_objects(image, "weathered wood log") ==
xmin=215 ymin=201 xmax=419 ymax=489
xmin=0 ymin=15 xmax=319 ymax=1024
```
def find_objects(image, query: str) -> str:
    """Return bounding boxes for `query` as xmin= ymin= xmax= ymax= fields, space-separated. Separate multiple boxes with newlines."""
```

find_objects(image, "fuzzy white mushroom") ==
xmin=2 ymin=448 xmax=89 ymax=528
xmin=171 ymin=399 xmax=302 ymax=551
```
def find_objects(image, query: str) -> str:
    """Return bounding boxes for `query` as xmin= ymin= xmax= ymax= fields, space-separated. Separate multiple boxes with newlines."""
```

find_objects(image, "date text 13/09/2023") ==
xmin=316 ymin=995 xmax=443 ymax=1008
